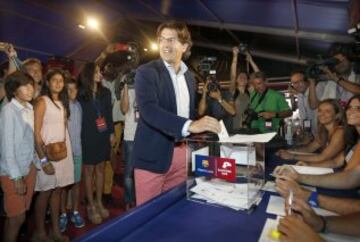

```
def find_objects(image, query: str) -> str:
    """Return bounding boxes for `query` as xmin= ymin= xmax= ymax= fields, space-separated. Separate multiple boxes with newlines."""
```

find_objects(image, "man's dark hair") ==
xmin=328 ymin=44 xmax=350 ymax=59
xmin=250 ymin=71 xmax=266 ymax=81
xmin=290 ymin=69 xmax=307 ymax=81
xmin=4 ymin=71 xmax=34 ymax=100
xmin=156 ymin=21 xmax=192 ymax=59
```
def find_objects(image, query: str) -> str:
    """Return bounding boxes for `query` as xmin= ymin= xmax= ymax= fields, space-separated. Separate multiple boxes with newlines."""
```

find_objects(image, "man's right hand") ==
xmin=188 ymin=116 xmax=221 ymax=134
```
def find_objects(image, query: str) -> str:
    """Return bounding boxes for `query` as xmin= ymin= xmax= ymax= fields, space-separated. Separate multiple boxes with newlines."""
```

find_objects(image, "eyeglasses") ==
xmin=158 ymin=36 xmax=178 ymax=44
xmin=347 ymin=106 xmax=360 ymax=111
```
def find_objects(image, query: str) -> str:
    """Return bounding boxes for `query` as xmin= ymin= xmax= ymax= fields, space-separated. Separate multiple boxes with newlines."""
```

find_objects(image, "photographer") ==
xmin=321 ymin=46 xmax=360 ymax=102
xmin=120 ymin=70 xmax=137 ymax=210
xmin=289 ymin=70 xmax=319 ymax=136
xmin=198 ymin=75 xmax=235 ymax=130
xmin=308 ymin=45 xmax=359 ymax=109
xmin=248 ymin=71 xmax=292 ymax=133
xmin=0 ymin=42 xmax=42 ymax=98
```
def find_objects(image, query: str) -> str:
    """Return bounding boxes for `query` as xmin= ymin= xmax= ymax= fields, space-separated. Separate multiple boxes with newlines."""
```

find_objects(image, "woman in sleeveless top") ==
xmin=298 ymin=95 xmax=360 ymax=168
xmin=33 ymin=69 xmax=73 ymax=242
xmin=277 ymin=99 xmax=345 ymax=164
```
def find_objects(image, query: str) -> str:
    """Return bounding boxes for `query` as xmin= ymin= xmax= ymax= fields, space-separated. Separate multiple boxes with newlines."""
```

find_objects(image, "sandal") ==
xmin=87 ymin=205 xmax=102 ymax=224
xmin=95 ymin=203 xmax=110 ymax=219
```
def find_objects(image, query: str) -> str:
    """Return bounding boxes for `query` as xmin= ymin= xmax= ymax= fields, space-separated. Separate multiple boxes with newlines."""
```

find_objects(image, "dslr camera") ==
xmin=118 ymin=69 xmax=136 ymax=89
xmin=305 ymin=57 xmax=340 ymax=81
xmin=243 ymin=109 xmax=260 ymax=127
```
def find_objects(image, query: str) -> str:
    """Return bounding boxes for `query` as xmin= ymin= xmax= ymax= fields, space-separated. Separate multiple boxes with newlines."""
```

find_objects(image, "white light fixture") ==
xmin=78 ymin=24 xmax=86 ymax=29
xmin=86 ymin=17 xmax=99 ymax=30
xmin=150 ymin=42 xmax=158 ymax=51
xmin=143 ymin=48 xmax=148 ymax=52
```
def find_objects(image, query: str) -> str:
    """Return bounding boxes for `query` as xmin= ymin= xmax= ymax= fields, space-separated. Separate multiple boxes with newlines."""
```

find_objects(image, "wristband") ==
xmin=218 ymin=98 xmax=223 ymax=104
xmin=308 ymin=191 xmax=319 ymax=207
xmin=40 ymin=157 xmax=48 ymax=165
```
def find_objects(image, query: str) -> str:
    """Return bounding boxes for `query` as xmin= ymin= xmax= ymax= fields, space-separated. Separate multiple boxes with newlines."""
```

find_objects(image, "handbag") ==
xmin=45 ymin=109 xmax=67 ymax=161
xmin=46 ymin=141 xmax=67 ymax=161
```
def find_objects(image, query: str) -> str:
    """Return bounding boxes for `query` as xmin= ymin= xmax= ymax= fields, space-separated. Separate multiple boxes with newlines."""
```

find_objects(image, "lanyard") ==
xmin=251 ymin=89 xmax=268 ymax=111
xmin=92 ymin=97 xmax=102 ymax=117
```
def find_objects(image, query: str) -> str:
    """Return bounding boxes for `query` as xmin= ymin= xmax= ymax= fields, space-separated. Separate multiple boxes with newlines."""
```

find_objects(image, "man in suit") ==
xmin=133 ymin=21 xmax=220 ymax=206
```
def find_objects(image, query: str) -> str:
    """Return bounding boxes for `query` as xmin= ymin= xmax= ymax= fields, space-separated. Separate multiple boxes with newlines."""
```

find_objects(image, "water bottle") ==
xmin=285 ymin=119 xmax=293 ymax=146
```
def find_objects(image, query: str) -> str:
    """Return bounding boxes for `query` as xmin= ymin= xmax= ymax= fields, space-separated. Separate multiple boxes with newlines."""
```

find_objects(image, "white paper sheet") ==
xmin=220 ymin=144 xmax=256 ymax=166
xmin=266 ymin=195 xmax=337 ymax=217
xmin=291 ymin=165 xmax=334 ymax=175
xmin=258 ymin=218 xmax=281 ymax=242
xmin=262 ymin=181 xmax=316 ymax=193
xmin=190 ymin=178 xmax=259 ymax=210
xmin=220 ymin=132 xmax=277 ymax=143
xmin=218 ymin=120 xmax=229 ymax=140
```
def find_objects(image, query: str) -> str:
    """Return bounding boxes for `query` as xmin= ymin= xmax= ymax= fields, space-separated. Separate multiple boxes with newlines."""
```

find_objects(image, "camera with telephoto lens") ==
xmin=206 ymin=70 xmax=220 ymax=92
xmin=305 ymin=57 xmax=340 ymax=81
xmin=243 ymin=109 xmax=260 ymax=127
xmin=198 ymin=56 xmax=217 ymax=77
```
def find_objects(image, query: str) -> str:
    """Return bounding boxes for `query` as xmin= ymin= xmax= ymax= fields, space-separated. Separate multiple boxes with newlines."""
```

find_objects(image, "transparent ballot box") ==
xmin=185 ymin=133 xmax=274 ymax=212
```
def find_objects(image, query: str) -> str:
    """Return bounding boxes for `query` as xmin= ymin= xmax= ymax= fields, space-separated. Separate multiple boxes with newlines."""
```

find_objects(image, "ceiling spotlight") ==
xmin=86 ymin=17 xmax=99 ymax=30
xmin=150 ymin=42 xmax=158 ymax=51
xmin=143 ymin=48 xmax=148 ymax=52
xmin=78 ymin=24 xmax=86 ymax=29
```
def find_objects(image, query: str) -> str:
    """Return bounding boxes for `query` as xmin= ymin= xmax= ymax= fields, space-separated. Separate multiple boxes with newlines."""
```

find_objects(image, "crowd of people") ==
xmin=0 ymin=20 xmax=359 ymax=242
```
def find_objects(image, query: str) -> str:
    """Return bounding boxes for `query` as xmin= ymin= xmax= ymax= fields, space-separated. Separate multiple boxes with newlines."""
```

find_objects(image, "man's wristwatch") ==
xmin=218 ymin=98 xmax=223 ymax=104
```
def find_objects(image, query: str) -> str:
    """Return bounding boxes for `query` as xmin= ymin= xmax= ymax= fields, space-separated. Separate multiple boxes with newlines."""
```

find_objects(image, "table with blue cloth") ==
xmin=76 ymin=146 xmax=358 ymax=242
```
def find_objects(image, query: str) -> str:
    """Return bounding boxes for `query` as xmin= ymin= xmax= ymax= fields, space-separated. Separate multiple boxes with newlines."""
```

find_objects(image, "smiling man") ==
xmin=133 ymin=21 xmax=220 ymax=206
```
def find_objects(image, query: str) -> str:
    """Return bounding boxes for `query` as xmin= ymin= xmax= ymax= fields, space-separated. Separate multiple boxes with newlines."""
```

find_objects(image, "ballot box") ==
xmin=186 ymin=132 xmax=276 ymax=212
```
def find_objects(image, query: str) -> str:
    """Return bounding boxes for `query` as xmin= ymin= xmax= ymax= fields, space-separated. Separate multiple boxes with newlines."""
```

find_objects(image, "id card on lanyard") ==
xmin=133 ymin=100 xmax=140 ymax=122
xmin=93 ymin=98 xmax=108 ymax=133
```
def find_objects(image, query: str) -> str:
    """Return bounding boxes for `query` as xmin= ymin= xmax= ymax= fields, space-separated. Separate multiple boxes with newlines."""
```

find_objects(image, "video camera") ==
xmin=305 ymin=57 xmax=340 ymax=81
xmin=119 ymin=69 xmax=136 ymax=89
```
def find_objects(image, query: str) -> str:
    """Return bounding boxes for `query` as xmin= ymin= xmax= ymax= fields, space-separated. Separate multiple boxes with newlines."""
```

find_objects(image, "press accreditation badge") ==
xmin=304 ymin=119 xmax=311 ymax=128
xmin=95 ymin=116 xmax=108 ymax=132
xmin=265 ymin=121 xmax=272 ymax=128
